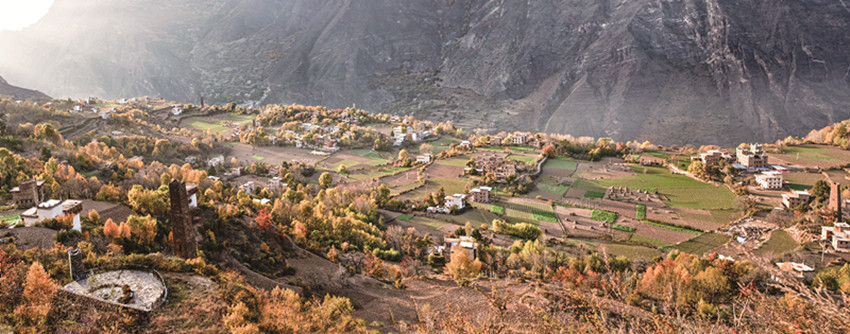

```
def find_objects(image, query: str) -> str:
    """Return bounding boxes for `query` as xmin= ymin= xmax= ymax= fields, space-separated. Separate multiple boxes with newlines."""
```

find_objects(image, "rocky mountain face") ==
xmin=0 ymin=76 xmax=50 ymax=101
xmin=1 ymin=0 xmax=849 ymax=145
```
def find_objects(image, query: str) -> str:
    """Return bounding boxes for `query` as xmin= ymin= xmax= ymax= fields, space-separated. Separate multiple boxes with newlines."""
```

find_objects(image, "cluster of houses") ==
xmin=10 ymin=179 xmax=84 ymax=231
xmin=292 ymin=123 xmax=342 ymax=152
xmin=465 ymin=153 xmax=520 ymax=183
xmin=391 ymin=125 xmax=433 ymax=147
xmin=426 ymin=186 xmax=492 ymax=214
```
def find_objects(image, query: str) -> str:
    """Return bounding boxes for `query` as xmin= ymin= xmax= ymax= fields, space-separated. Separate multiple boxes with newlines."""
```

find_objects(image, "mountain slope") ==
xmin=0 ymin=75 xmax=50 ymax=101
xmin=1 ymin=0 xmax=849 ymax=146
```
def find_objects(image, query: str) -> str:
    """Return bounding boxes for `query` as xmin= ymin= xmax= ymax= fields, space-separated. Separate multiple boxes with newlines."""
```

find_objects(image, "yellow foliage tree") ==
xmin=445 ymin=248 xmax=482 ymax=286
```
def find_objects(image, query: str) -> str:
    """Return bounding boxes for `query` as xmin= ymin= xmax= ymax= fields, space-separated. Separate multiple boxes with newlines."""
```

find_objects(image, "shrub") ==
xmin=492 ymin=220 xmax=542 ymax=240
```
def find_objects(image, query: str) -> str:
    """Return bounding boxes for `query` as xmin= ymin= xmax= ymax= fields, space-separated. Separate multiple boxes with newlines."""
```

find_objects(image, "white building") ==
xmin=755 ymin=171 xmax=783 ymax=190
xmin=171 ymin=106 xmax=184 ymax=116
xmin=416 ymin=154 xmax=432 ymax=164
xmin=21 ymin=199 xmax=83 ymax=231
xmin=207 ymin=155 xmax=225 ymax=167
xmin=822 ymin=222 xmax=850 ymax=252
xmin=445 ymin=194 xmax=466 ymax=210
xmin=782 ymin=191 xmax=809 ymax=209
xmin=443 ymin=235 xmax=479 ymax=259
xmin=239 ymin=181 xmax=256 ymax=195
xmin=267 ymin=177 xmax=287 ymax=192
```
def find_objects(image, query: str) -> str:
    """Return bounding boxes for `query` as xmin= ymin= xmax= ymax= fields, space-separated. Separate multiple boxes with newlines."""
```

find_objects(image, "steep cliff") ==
xmin=1 ymin=0 xmax=848 ymax=145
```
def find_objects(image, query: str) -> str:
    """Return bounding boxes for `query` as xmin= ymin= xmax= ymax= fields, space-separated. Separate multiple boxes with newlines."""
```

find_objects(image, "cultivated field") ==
xmin=770 ymin=145 xmax=850 ymax=169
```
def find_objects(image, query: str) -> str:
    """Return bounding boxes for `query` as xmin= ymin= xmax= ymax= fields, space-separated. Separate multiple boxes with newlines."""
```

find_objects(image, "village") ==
xmin=3 ymin=96 xmax=850 ymax=332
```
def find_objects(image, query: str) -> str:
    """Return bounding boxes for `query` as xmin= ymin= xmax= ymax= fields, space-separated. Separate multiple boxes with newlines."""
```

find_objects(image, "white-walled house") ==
xmin=21 ymin=199 xmax=84 ymax=231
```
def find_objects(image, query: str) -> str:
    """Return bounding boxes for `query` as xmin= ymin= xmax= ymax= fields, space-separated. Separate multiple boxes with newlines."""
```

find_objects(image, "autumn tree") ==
xmin=103 ymin=218 xmax=119 ymax=240
xmin=445 ymin=248 xmax=482 ymax=286
xmin=319 ymin=172 xmax=333 ymax=189
xmin=14 ymin=262 xmax=56 ymax=331
xmin=255 ymin=208 xmax=272 ymax=231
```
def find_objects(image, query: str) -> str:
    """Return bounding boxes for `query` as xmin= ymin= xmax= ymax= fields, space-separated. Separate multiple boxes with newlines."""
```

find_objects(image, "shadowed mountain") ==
xmin=0 ymin=75 xmax=50 ymax=101
xmin=1 ymin=0 xmax=849 ymax=146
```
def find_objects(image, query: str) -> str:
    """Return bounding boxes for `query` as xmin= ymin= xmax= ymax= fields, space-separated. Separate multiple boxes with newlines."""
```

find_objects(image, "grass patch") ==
xmin=532 ymin=210 xmax=558 ymax=223
xmin=591 ymin=210 xmax=617 ymax=223
xmin=646 ymin=151 xmax=671 ymax=159
xmin=251 ymin=155 xmax=265 ymax=161
xmin=509 ymin=146 xmax=535 ymax=152
xmin=775 ymin=145 xmax=840 ymax=162
xmin=787 ymin=184 xmax=810 ymax=191
xmin=537 ymin=182 xmax=570 ymax=196
xmin=643 ymin=220 xmax=702 ymax=236
xmin=674 ymin=233 xmax=730 ymax=254
xmin=508 ymin=155 xmax=536 ymax=164
xmin=492 ymin=205 xmax=505 ymax=215
xmin=408 ymin=216 xmax=448 ymax=230
xmin=584 ymin=191 xmax=605 ymax=199
xmin=757 ymin=230 xmax=799 ymax=255
xmin=0 ymin=214 xmax=20 ymax=226
xmin=544 ymin=157 xmax=578 ymax=170
xmin=397 ymin=214 xmax=414 ymax=221
xmin=636 ymin=204 xmax=646 ymax=220
xmin=613 ymin=224 xmax=636 ymax=232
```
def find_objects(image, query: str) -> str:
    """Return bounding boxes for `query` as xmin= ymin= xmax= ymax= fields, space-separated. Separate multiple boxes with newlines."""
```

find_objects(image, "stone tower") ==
xmin=169 ymin=180 xmax=197 ymax=258
xmin=68 ymin=248 xmax=86 ymax=281
xmin=830 ymin=181 xmax=842 ymax=220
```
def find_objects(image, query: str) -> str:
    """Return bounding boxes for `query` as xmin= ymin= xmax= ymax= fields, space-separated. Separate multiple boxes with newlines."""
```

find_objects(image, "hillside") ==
xmin=0 ymin=75 xmax=50 ymax=101
xmin=1 ymin=0 xmax=850 ymax=145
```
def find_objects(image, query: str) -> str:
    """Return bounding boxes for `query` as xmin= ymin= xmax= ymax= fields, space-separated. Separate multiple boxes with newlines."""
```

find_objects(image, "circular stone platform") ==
xmin=63 ymin=269 xmax=167 ymax=312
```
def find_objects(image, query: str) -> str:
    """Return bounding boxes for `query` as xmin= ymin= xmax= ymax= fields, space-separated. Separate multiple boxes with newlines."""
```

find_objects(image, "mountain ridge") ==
xmin=1 ymin=0 xmax=849 ymax=146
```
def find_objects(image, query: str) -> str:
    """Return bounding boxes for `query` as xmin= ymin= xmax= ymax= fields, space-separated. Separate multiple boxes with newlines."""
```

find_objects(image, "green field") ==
xmin=775 ymin=145 xmax=840 ymax=162
xmin=492 ymin=205 xmax=505 ymax=215
xmin=583 ymin=191 xmax=604 ymax=199
xmin=544 ymin=157 xmax=578 ymax=170
xmin=407 ymin=216 xmax=449 ymax=230
xmin=346 ymin=149 xmax=389 ymax=166
xmin=532 ymin=210 xmax=558 ymax=223
xmin=646 ymin=152 xmax=671 ymax=159
xmin=508 ymin=155 xmax=536 ymax=164
xmin=183 ymin=114 xmax=254 ymax=135
xmin=784 ymin=172 xmax=824 ymax=189
xmin=509 ymin=146 xmax=535 ymax=153
xmin=643 ymin=220 xmax=702 ymax=236
xmin=636 ymin=204 xmax=646 ymax=220
xmin=757 ymin=230 xmax=799 ymax=255
xmin=591 ymin=210 xmax=617 ymax=223
xmin=592 ymin=166 xmax=735 ymax=209
xmin=447 ymin=209 xmax=502 ymax=227
xmin=674 ymin=233 xmax=730 ymax=254
xmin=251 ymin=155 xmax=265 ymax=161
xmin=612 ymin=224 xmax=636 ymax=232
xmin=349 ymin=166 xmax=412 ymax=181
xmin=537 ymin=183 xmax=570 ymax=196
xmin=397 ymin=214 xmax=414 ymax=221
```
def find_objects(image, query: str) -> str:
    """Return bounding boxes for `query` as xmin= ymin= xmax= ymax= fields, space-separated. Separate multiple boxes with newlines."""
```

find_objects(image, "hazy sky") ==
xmin=0 ymin=0 xmax=54 ymax=31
